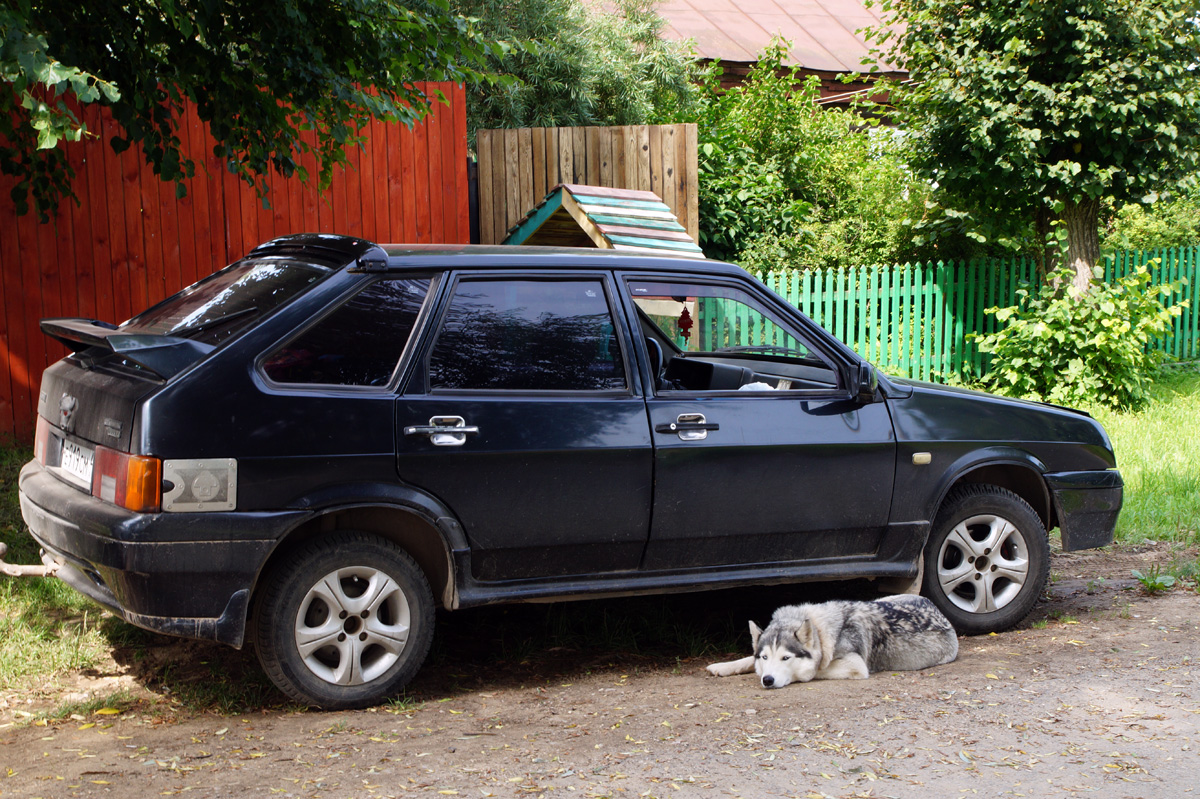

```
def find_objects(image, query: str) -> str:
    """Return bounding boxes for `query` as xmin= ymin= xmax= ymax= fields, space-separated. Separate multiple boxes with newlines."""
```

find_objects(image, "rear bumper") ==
xmin=18 ymin=460 xmax=309 ymax=648
xmin=1045 ymin=469 xmax=1123 ymax=551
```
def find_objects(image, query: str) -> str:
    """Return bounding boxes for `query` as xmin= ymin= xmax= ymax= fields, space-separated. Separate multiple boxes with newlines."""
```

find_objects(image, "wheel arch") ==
xmin=931 ymin=449 xmax=1053 ymax=534
xmin=951 ymin=464 xmax=1053 ymax=532
xmin=249 ymin=492 xmax=466 ymax=641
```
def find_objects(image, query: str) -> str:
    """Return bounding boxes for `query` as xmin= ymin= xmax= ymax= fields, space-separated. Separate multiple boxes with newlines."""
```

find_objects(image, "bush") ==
xmin=975 ymin=267 xmax=1187 ymax=411
xmin=690 ymin=42 xmax=979 ymax=269
xmin=1102 ymin=190 xmax=1200 ymax=251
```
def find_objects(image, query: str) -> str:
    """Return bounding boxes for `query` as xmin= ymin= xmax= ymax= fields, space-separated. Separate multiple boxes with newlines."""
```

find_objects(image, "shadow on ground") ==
xmin=106 ymin=579 xmax=884 ymax=713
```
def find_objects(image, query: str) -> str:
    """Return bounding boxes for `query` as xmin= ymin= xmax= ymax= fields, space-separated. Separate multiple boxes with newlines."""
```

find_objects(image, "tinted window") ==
xmin=124 ymin=259 xmax=329 ymax=346
xmin=428 ymin=279 xmax=626 ymax=391
xmin=263 ymin=278 xmax=431 ymax=386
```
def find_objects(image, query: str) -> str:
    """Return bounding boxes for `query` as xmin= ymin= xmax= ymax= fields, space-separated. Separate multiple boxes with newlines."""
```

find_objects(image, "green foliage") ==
xmin=975 ymin=267 xmax=1187 ymax=411
xmin=1103 ymin=190 xmax=1200 ymax=252
xmin=0 ymin=9 xmax=120 ymax=219
xmin=696 ymin=141 xmax=811 ymax=265
xmin=691 ymin=43 xmax=953 ymax=269
xmin=867 ymin=0 xmax=1200 ymax=284
xmin=454 ymin=0 xmax=697 ymax=135
xmin=1 ymin=0 xmax=499 ymax=220
xmin=1131 ymin=566 xmax=1176 ymax=595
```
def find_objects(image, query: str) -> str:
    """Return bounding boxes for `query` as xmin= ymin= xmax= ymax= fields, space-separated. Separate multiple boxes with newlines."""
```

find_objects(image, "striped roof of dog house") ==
xmin=501 ymin=184 xmax=705 ymax=259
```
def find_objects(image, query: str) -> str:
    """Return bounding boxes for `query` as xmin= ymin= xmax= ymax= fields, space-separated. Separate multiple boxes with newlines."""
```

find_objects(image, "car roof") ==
xmin=249 ymin=235 xmax=747 ymax=278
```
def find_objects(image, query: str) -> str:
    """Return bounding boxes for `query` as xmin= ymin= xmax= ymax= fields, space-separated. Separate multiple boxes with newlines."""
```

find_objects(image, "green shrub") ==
xmin=1103 ymin=188 xmax=1200 ymax=251
xmin=696 ymin=144 xmax=812 ymax=261
xmin=974 ymin=267 xmax=1187 ymax=411
xmin=690 ymin=42 xmax=981 ymax=269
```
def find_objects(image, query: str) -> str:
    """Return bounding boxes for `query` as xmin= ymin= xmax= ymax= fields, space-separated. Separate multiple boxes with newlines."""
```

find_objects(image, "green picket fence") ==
xmin=756 ymin=247 xmax=1200 ymax=382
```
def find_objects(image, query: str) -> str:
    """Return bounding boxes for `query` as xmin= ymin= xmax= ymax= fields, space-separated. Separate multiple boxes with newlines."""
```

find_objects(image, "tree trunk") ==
xmin=1033 ymin=206 xmax=1057 ymax=279
xmin=1060 ymin=198 xmax=1100 ymax=294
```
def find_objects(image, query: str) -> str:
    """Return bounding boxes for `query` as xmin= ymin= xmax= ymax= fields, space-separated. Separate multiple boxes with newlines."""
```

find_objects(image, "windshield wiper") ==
xmin=168 ymin=306 xmax=259 ymax=339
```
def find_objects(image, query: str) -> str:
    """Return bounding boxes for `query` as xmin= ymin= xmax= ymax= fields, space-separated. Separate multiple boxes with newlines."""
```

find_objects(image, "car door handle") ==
xmin=655 ymin=413 xmax=718 ymax=441
xmin=404 ymin=416 xmax=480 ymax=447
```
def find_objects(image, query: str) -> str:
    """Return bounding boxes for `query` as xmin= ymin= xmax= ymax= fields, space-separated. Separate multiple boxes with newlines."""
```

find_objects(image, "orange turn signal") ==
xmin=92 ymin=446 xmax=162 ymax=513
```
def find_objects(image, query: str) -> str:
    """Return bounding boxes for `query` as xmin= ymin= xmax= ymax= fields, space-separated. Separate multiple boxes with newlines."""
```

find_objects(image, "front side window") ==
xmin=631 ymin=281 xmax=812 ymax=358
xmin=428 ymin=278 xmax=626 ymax=391
xmin=262 ymin=278 xmax=431 ymax=386
xmin=630 ymin=280 xmax=837 ymax=392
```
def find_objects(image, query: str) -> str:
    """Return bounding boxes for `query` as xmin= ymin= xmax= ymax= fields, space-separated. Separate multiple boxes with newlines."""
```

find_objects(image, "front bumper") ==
xmin=1045 ymin=469 xmax=1123 ymax=551
xmin=18 ymin=460 xmax=310 ymax=648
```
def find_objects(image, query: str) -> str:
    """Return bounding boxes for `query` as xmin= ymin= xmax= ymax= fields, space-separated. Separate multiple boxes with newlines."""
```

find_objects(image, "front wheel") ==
xmin=922 ymin=484 xmax=1050 ymax=635
xmin=253 ymin=532 xmax=435 ymax=709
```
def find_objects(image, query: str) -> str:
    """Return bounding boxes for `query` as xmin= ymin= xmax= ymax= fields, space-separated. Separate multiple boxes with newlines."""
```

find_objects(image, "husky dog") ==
xmin=707 ymin=595 xmax=958 ymax=687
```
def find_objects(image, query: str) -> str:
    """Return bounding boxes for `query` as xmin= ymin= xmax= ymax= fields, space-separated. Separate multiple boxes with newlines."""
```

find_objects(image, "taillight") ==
xmin=34 ymin=416 xmax=50 ymax=465
xmin=92 ymin=446 xmax=163 ymax=513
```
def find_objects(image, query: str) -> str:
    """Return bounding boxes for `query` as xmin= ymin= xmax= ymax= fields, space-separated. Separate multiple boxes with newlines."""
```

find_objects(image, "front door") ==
xmin=396 ymin=273 xmax=653 ymax=582
xmin=627 ymin=277 xmax=896 ymax=570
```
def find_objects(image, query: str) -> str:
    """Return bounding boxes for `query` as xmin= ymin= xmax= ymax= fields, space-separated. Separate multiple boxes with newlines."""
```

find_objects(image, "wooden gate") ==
xmin=475 ymin=124 xmax=698 ymax=245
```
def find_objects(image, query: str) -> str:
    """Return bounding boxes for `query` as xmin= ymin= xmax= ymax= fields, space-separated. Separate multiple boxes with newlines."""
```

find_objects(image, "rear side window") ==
xmin=263 ymin=278 xmax=431 ymax=386
xmin=124 ymin=259 xmax=329 ymax=346
xmin=428 ymin=278 xmax=626 ymax=391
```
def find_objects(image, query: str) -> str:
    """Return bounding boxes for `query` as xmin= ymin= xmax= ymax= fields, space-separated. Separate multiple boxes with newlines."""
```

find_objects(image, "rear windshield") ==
xmin=121 ymin=258 xmax=330 ymax=346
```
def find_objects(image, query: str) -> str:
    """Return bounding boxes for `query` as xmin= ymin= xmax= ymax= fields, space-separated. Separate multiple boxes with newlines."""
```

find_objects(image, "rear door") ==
xmin=395 ymin=272 xmax=653 ymax=582
xmin=625 ymin=275 xmax=897 ymax=570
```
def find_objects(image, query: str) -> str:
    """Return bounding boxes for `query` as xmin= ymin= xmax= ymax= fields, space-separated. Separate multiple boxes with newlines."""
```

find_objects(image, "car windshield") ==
xmin=121 ymin=259 xmax=330 ymax=346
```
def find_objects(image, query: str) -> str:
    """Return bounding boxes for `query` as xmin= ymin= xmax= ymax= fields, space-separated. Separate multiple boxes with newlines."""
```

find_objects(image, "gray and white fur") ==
xmin=707 ymin=595 xmax=959 ymax=687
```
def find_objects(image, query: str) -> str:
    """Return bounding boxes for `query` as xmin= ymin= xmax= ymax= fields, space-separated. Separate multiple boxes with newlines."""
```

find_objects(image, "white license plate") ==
xmin=58 ymin=437 xmax=95 ymax=486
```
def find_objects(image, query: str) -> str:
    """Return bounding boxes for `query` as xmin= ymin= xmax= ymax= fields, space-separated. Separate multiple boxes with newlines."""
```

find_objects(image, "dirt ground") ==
xmin=2 ymin=542 xmax=1198 ymax=799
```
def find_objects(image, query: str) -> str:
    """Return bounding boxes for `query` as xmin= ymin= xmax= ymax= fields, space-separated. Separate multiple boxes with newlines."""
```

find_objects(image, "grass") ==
xmin=0 ymin=445 xmax=117 ymax=690
xmin=1089 ymin=367 xmax=1200 ymax=546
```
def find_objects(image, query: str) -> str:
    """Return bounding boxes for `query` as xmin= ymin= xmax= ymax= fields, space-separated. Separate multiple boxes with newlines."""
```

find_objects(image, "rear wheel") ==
xmin=922 ymin=484 xmax=1049 ymax=635
xmin=253 ymin=532 xmax=435 ymax=709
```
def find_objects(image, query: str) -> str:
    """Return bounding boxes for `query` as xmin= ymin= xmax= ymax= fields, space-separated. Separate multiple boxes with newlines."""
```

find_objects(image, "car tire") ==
xmin=921 ymin=484 xmax=1049 ymax=635
xmin=253 ymin=532 xmax=435 ymax=709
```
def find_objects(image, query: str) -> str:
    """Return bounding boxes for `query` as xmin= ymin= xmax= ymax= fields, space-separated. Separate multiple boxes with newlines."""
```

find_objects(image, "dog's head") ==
xmin=749 ymin=616 xmax=831 ymax=688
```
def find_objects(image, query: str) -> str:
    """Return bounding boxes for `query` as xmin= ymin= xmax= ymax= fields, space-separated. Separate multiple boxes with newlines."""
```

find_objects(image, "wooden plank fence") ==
xmin=756 ymin=247 xmax=1200 ymax=382
xmin=476 ymin=124 xmax=698 ymax=245
xmin=0 ymin=82 xmax=470 ymax=442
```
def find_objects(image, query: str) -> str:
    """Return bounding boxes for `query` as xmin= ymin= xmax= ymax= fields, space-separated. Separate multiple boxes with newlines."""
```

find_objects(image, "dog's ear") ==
xmin=749 ymin=620 xmax=763 ymax=649
xmin=794 ymin=619 xmax=814 ymax=648
xmin=794 ymin=619 xmax=834 ymax=669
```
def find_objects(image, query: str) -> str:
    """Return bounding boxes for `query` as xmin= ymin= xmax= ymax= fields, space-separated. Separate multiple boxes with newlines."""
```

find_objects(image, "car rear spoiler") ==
xmin=41 ymin=318 xmax=215 ymax=379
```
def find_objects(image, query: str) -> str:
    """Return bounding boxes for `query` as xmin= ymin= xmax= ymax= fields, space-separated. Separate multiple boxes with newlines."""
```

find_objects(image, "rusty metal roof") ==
xmin=657 ymin=0 xmax=902 ymax=73
xmin=502 ymin=184 xmax=705 ymax=258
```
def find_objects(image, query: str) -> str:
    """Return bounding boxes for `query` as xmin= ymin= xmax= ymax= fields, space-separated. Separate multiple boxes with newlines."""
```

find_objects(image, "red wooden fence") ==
xmin=0 ymin=82 xmax=469 ymax=442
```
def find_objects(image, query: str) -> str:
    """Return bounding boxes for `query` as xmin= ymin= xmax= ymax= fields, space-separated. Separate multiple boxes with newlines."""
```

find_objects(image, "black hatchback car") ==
xmin=17 ymin=234 xmax=1122 ymax=708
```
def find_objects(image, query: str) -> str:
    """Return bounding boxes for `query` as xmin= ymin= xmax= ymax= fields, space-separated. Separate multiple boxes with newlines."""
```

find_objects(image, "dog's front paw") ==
xmin=706 ymin=655 xmax=755 ymax=677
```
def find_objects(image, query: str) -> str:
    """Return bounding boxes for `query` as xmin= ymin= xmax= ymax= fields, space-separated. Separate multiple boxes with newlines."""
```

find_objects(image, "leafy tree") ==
xmin=866 ymin=0 xmax=1200 ymax=292
xmin=1 ymin=1 xmax=498 ymax=220
xmin=451 ymin=0 xmax=697 ymax=135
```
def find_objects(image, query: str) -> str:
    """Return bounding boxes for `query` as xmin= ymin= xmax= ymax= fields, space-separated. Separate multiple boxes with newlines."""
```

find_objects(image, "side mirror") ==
xmin=855 ymin=362 xmax=879 ymax=403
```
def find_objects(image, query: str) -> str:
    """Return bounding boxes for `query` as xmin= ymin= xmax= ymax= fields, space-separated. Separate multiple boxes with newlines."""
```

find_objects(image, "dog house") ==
xmin=501 ymin=184 xmax=704 ymax=258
